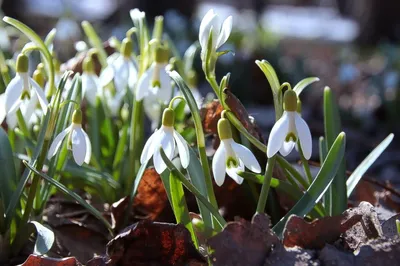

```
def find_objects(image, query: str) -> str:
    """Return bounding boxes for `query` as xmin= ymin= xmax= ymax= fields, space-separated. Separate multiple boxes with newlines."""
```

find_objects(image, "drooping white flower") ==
xmin=199 ymin=9 xmax=232 ymax=56
xmin=82 ymin=55 xmax=100 ymax=105
xmin=136 ymin=46 xmax=172 ymax=103
xmin=4 ymin=54 xmax=48 ymax=116
xmin=99 ymin=37 xmax=138 ymax=92
xmin=267 ymin=90 xmax=312 ymax=159
xmin=140 ymin=107 xmax=189 ymax=174
xmin=212 ymin=117 xmax=261 ymax=186
xmin=47 ymin=109 xmax=91 ymax=166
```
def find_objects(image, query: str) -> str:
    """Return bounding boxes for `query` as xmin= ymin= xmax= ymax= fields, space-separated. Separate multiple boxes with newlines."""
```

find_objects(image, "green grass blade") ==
xmin=347 ymin=133 xmax=394 ymax=197
xmin=324 ymin=86 xmax=346 ymax=215
xmin=81 ymin=21 xmax=108 ymax=68
xmin=293 ymin=77 xmax=319 ymax=96
xmin=23 ymin=162 xmax=113 ymax=235
xmin=273 ymin=132 xmax=346 ymax=237
xmin=169 ymin=171 xmax=199 ymax=248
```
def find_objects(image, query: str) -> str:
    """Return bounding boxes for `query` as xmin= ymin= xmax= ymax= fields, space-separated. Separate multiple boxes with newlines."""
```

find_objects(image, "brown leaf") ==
xmin=106 ymin=220 xmax=206 ymax=266
xmin=21 ymin=254 xmax=81 ymax=266
xmin=200 ymin=100 xmax=223 ymax=135
xmin=207 ymin=213 xmax=280 ymax=266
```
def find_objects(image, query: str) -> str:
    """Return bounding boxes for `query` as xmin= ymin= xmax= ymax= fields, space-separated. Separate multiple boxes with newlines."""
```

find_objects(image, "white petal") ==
xmin=199 ymin=9 xmax=217 ymax=49
xmin=143 ymin=94 xmax=161 ymax=125
xmin=0 ymin=94 xmax=6 ymax=124
xmin=114 ymin=58 xmax=129 ymax=91
xmin=99 ymin=65 xmax=114 ymax=87
xmin=160 ymin=128 xmax=175 ymax=159
xmin=83 ymin=129 xmax=92 ymax=164
xmin=231 ymin=141 xmax=261 ymax=173
xmin=5 ymin=75 xmax=23 ymax=114
xmin=140 ymin=129 xmax=161 ymax=164
xmin=156 ymin=67 xmax=173 ymax=104
xmin=212 ymin=142 xmax=227 ymax=186
xmin=128 ymin=61 xmax=138 ymax=91
xmin=47 ymin=126 xmax=71 ymax=159
xmin=226 ymin=160 xmax=244 ymax=184
xmin=294 ymin=113 xmax=312 ymax=160
xmin=71 ymin=127 xmax=87 ymax=165
xmin=173 ymin=130 xmax=190 ymax=168
xmin=153 ymin=149 xmax=167 ymax=174
xmin=30 ymin=78 xmax=48 ymax=113
xmin=6 ymin=112 xmax=18 ymax=129
xmin=136 ymin=66 xmax=153 ymax=101
xmin=215 ymin=16 xmax=233 ymax=49
xmin=83 ymin=74 xmax=99 ymax=105
xmin=279 ymin=141 xmax=296 ymax=157
xmin=267 ymin=112 xmax=290 ymax=158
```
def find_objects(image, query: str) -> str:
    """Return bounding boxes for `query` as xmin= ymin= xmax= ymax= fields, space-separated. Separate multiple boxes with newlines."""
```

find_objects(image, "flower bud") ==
xmin=283 ymin=90 xmax=297 ymax=112
xmin=121 ymin=37 xmax=133 ymax=58
xmin=16 ymin=54 xmax=29 ymax=73
xmin=83 ymin=56 xmax=94 ymax=73
xmin=217 ymin=118 xmax=232 ymax=140
xmin=162 ymin=107 xmax=175 ymax=127
xmin=155 ymin=46 xmax=169 ymax=63
xmin=72 ymin=109 xmax=83 ymax=124
xmin=33 ymin=67 xmax=46 ymax=87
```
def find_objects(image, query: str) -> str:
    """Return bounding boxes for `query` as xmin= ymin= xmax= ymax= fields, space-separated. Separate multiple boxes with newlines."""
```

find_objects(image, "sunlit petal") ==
xmin=99 ymin=65 xmax=114 ymax=87
xmin=30 ymin=78 xmax=48 ymax=113
xmin=279 ymin=141 xmax=295 ymax=157
xmin=226 ymin=160 xmax=244 ymax=184
xmin=212 ymin=142 xmax=227 ymax=186
xmin=128 ymin=61 xmax=138 ymax=91
xmin=153 ymin=149 xmax=167 ymax=174
xmin=136 ymin=65 xmax=153 ymax=100
xmin=140 ymin=129 xmax=161 ymax=164
xmin=71 ymin=127 xmax=87 ymax=165
xmin=231 ymin=141 xmax=261 ymax=173
xmin=47 ymin=126 xmax=71 ymax=159
xmin=173 ymin=130 xmax=190 ymax=168
xmin=5 ymin=75 xmax=23 ymax=114
xmin=160 ymin=127 xmax=175 ymax=159
xmin=267 ymin=111 xmax=290 ymax=158
xmin=199 ymin=9 xmax=216 ymax=49
xmin=83 ymin=73 xmax=99 ymax=105
xmin=0 ymin=93 xmax=6 ymax=124
xmin=157 ymin=67 xmax=173 ymax=103
xmin=216 ymin=16 xmax=232 ymax=49
xmin=83 ymin=130 xmax=92 ymax=164
xmin=294 ymin=113 xmax=312 ymax=160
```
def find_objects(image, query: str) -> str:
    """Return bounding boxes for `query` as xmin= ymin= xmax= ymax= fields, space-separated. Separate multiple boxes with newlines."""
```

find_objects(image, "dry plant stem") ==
xmin=256 ymin=155 xmax=276 ymax=213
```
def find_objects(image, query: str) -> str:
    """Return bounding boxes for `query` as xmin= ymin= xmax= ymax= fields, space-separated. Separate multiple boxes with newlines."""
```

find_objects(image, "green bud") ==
xmin=121 ymin=37 xmax=133 ymax=58
xmin=16 ymin=54 xmax=29 ymax=73
xmin=162 ymin=108 xmax=175 ymax=127
xmin=37 ymin=63 xmax=45 ymax=71
xmin=120 ymin=104 xmax=130 ymax=122
xmin=217 ymin=118 xmax=232 ymax=140
xmin=283 ymin=90 xmax=297 ymax=112
xmin=33 ymin=68 xmax=45 ymax=87
xmin=83 ymin=56 xmax=94 ymax=73
xmin=155 ymin=46 xmax=169 ymax=63
xmin=53 ymin=57 xmax=61 ymax=72
xmin=188 ymin=70 xmax=197 ymax=88
xmin=72 ymin=109 xmax=83 ymax=124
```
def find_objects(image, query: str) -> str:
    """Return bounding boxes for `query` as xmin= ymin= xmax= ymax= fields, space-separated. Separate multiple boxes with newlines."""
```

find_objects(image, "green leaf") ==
xmin=81 ymin=21 xmax=108 ymax=68
xmin=30 ymin=221 xmax=54 ymax=255
xmin=44 ymin=28 xmax=57 ymax=47
xmin=0 ymin=128 xmax=17 ymax=213
xmin=347 ymin=133 xmax=394 ymax=197
xmin=323 ymin=86 xmax=346 ymax=215
xmin=293 ymin=77 xmax=320 ymax=96
xmin=169 ymin=171 xmax=199 ymax=247
xmin=187 ymin=147 xmax=212 ymax=229
xmin=23 ymin=162 xmax=113 ymax=235
xmin=273 ymin=132 xmax=346 ymax=237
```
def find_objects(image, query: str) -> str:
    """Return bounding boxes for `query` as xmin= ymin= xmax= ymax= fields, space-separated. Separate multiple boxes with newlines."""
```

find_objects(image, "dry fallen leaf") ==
xmin=21 ymin=254 xmax=81 ymax=266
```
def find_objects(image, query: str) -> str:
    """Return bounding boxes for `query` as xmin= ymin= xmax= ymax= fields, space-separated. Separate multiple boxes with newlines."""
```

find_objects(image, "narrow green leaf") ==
xmin=347 ymin=133 xmax=394 ymax=197
xmin=324 ymin=86 xmax=346 ymax=215
xmin=30 ymin=221 xmax=54 ymax=255
xmin=273 ymin=132 xmax=346 ymax=237
xmin=187 ymin=147 xmax=212 ymax=229
xmin=0 ymin=128 xmax=17 ymax=211
xmin=293 ymin=77 xmax=320 ymax=96
xmin=319 ymin=136 xmax=327 ymax=164
xmin=23 ymin=162 xmax=113 ymax=235
xmin=44 ymin=28 xmax=57 ymax=47
xmin=255 ymin=60 xmax=280 ymax=95
xmin=81 ymin=21 xmax=108 ymax=68
xmin=169 ymin=171 xmax=199 ymax=247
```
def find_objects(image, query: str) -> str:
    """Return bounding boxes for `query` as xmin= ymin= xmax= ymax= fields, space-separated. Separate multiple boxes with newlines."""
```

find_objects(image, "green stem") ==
xmin=160 ymin=148 xmax=226 ymax=228
xmin=16 ymin=109 xmax=32 ymax=157
xmin=298 ymin=143 xmax=313 ymax=184
xmin=276 ymin=155 xmax=309 ymax=189
xmin=256 ymin=156 xmax=276 ymax=213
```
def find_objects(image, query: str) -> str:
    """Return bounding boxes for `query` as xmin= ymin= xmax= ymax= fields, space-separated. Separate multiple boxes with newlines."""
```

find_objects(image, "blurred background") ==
xmin=1 ymin=0 xmax=399 ymax=183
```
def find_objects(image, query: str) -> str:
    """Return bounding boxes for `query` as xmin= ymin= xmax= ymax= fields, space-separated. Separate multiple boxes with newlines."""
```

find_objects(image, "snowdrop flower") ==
xmin=199 ymin=9 xmax=232 ymax=59
xmin=267 ymin=90 xmax=312 ymax=159
xmin=212 ymin=115 xmax=261 ymax=186
xmin=140 ymin=106 xmax=189 ymax=174
xmin=99 ymin=37 xmax=138 ymax=92
xmin=136 ymin=45 xmax=172 ymax=104
xmin=82 ymin=55 xmax=100 ymax=105
xmin=4 ymin=54 xmax=48 ymax=117
xmin=48 ymin=109 xmax=91 ymax=166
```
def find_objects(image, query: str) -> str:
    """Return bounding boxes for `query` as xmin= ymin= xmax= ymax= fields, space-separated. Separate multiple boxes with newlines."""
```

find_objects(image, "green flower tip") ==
xmin=283 ymin=89 xmax=297 ymax=112
xmin=83 ymin=56 xmax=94 ymax=73
xmin=218 ymin=118 xmax=232 ymax=140
xmin=155 ymin=46 xmax=169 ymax=63
xmin=121 ymin=37 xmax=133 ymax=58
xmin=72 ymin=109 xmax=83 ymax=124
xmin=16 ymin=53 xmax=29 ymax=73
xmin=33 ymin=68 xmax=45 ymax=87
xmin=188 ymin=70 xmax=197 ymax=87
xmin=162 ymin=108 xmax=175 ymax=127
